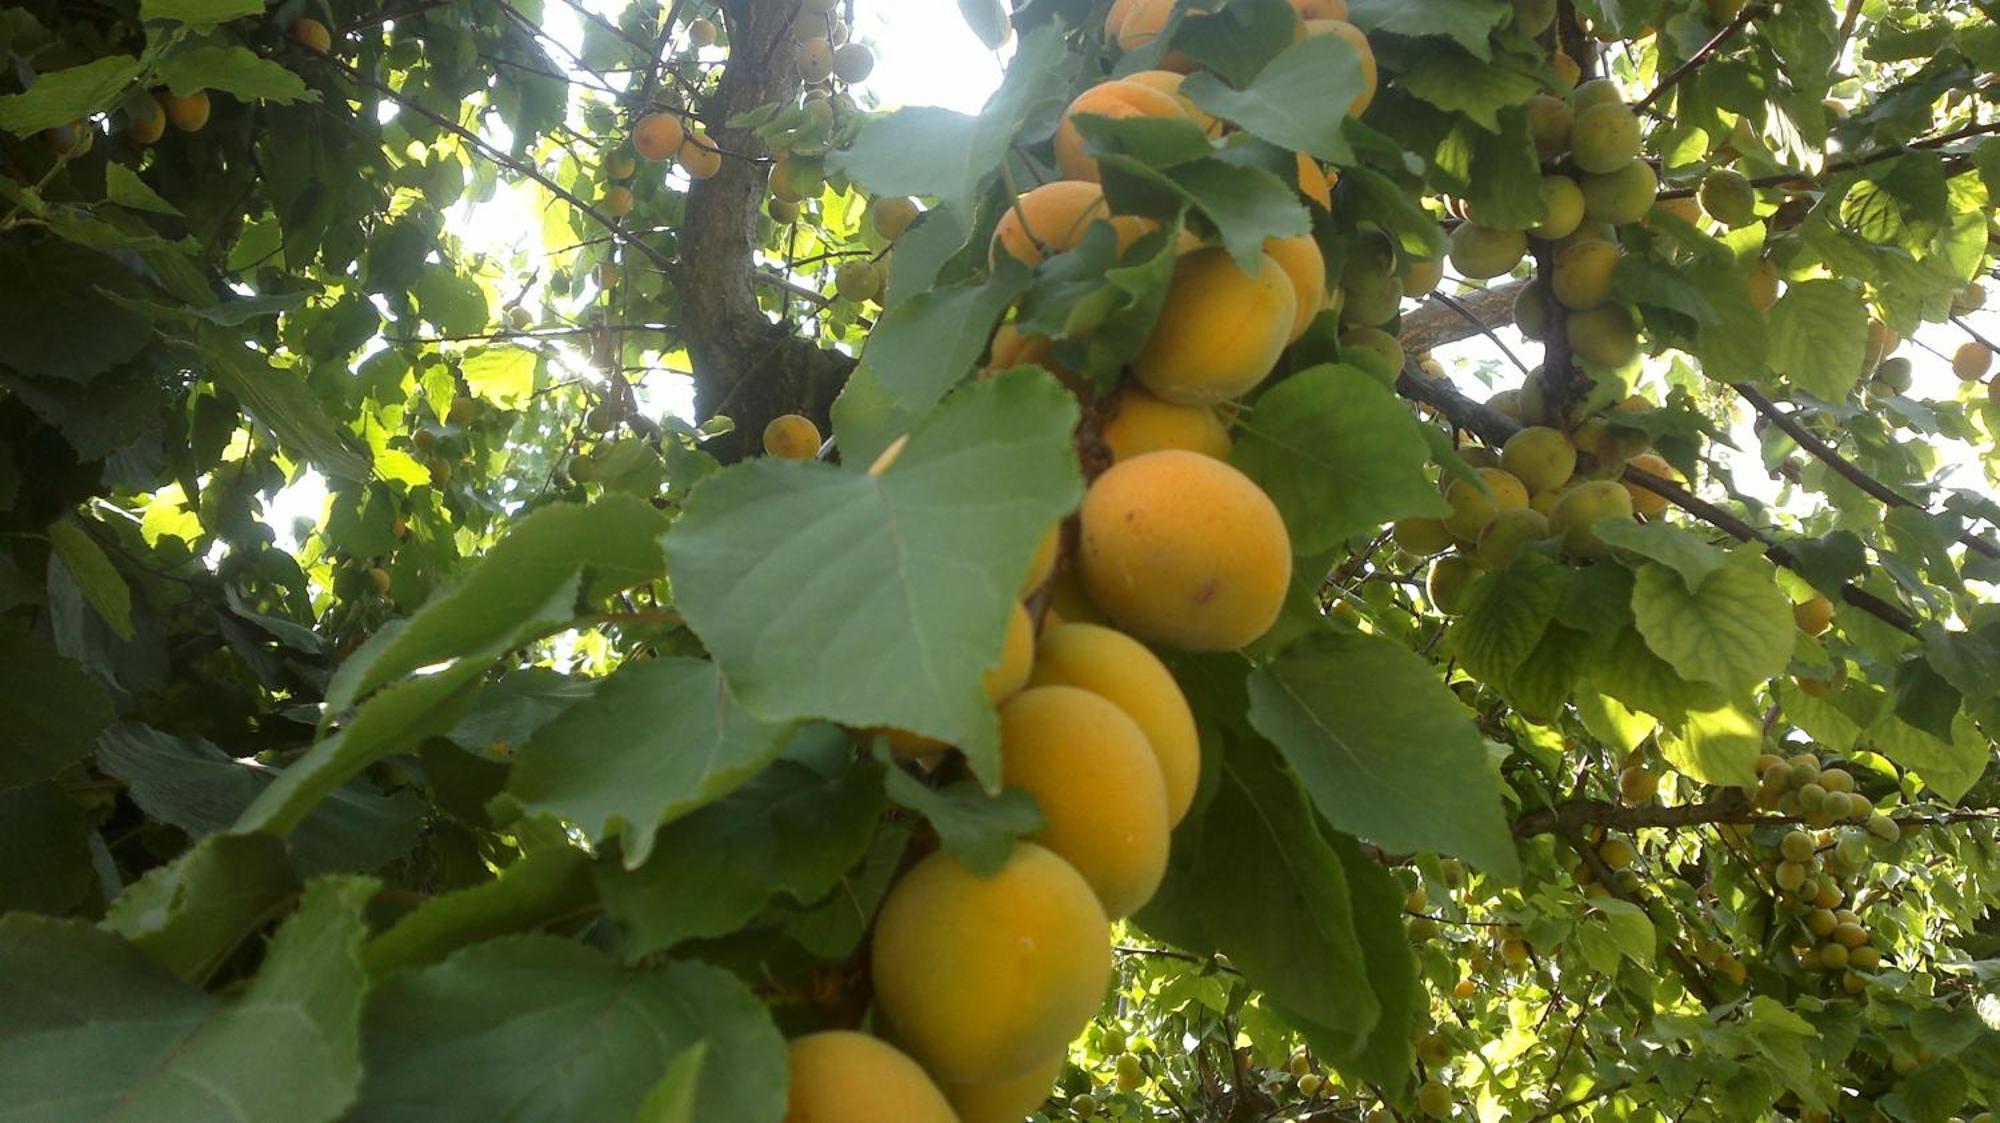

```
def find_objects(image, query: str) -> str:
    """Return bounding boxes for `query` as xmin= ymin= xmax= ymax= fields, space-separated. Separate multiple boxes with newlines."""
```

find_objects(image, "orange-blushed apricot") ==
xmin=1055 ymin=79 xmax=1190 ymax=182
xmin=1099 ymin=384 xmax=1233 ymax=464
xmin=1262 ymin=233 xmax=1327 ymax=343
xmin=784 ymin=1032 xmax=955 ymax=1123
xmin=1132 ymin=247 xmax=1296 ymax=405
xmin=1030 ymin=621 xmax=1201 ymax=824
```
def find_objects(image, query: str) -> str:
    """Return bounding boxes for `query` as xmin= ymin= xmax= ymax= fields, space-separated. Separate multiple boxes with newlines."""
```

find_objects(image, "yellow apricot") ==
xmin=1000 ymin=686 xmax=1171 ymax=918
xmin=1501 ymin=426 xmax=1577 ymax=494
xmin=1571 ymin=102 xmax=1640 ymax=175
xmin=1115 ymin=0 xmax=1213 ymax=55
xmin=126 ymin=97 xmax=166 ymax=145
xmin=1477 ymin=506 xmax=1551 ymax=566
xmin=871 ymin=195 xmax=920 ymax=240
xmin=1748 ymin=257 xmax=1780 ymax=311
xmin=1123 ymin=70 xmax=1222 ymax=135
xmin=1566 ymin=304 xmax=1639 ymax=367
xmin=291 ymin=17 xmax=332 ymax=54
xmin=1030 ymin=622 xmax=1201 ymax=825
xmin=1022 ymin=522 xmax=1062 ymax=596
xmin=941 ymin=1053 xmax=1065 ymax=1123
xmin=1055 ymin=79 xmax=1190 ymax=182
xmin=1078 ymin=450 xmax=1292 ymax=651
xmin=1297 ymin=20 xmax=1376 ymax=116
xmin=784 ymin=1031 xmax=955 ymax=1123
xmin=1262 ymin=233 xmax=1327 ymax=343
xmin=1580 ymin=160 xmax=1658 ymax=226
xmin=763 ymin=413 xmax=822 ymax=459
xmin=680 ymin=128 xmax=723 ymax=178
xmin=1448 ymin=223 xmax=1526 ymax=280
xmin=632 ymin=112 xmax=685 ymax=160
xmin=162 ymin=90 xmax=211 ymax=132
xmin=1394 ymin=516 xmax=1456 ymax=556
xmin=991 ymin=180 xmax=1149 ymax=268
xmin=1442 ymin=467 xmax=1530 ymax=540
xmin=871 ymin=844 xmax=1112 ymax=1084
xmin=1795 ymin=593 xmax=1834 ymax=636
xmin=1551 ymin=479 xmax=1634 ymax=557
xmin=987 ymin=600 xmax=1036 ymax=704
xmin=1297 ymin=153 xmax=1334 ymax=209
xmin=1622 ymin=452 xmax=1677 ymax=516
xmin=1132 ymin=248 xmax=1296 ymax=406
xmin=1100 ymin=384 xmax=1233 ymax=463
xmin=1427 ymin=555 xmax=1478 ymax=615
xmin=1532 ymin=175 xmax=1585 ymax=241
xmin=1290 ymin=0 xmax=1348 ymax=16
xmin=1952 ymin=341 xmax=1993 ymax=381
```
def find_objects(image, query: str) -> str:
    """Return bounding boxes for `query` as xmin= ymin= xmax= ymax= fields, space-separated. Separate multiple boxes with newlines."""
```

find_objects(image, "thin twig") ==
xmin=1635 ymin=2 xmax=1766 ymax=112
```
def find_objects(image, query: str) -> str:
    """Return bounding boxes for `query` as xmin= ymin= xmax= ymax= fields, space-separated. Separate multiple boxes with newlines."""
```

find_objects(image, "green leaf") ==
xmin=0 ymin=242 xmax=153 ymax=383
xmin=47 ymin=518 xmax=132 ymax=640
xmin=828 ymin=24 xmax=1071 ymax=217
xmin=194 ymin=330 xmax=372 ymax=482
xmin=1248 ymin=631 xmax=1520 ymax=878
xmin=1231 ymin=364 xmax=1451 ymax=556
xmin=1839 ymin=153 xmax=1947 ymax=252
xmin=1158 ymin=159 xmax=1309 ymax=273
xmin=1767 ymin=279 xmax=1868 ymax=401
xmin=505 ymin=658 xmax=797 ymax=867
xmin=354 ymin=938 xmax=786 ymax=1123
xmin=778 ymin=825 xmax=911 ymax=959
xmin=1590 ymin=897 xmax=1658 ymax=965
xmin=1631 ymin=554 xmax=1794 ymax=695
xmin=1346 ymin=0 xmax=1507 ymax=58
xmin=0 ymin=56 xmax=140 ymax=136
xmin=158 ymin=47 xmax=314 ymax=104
xmin=1191 ymin=744 xmax=1379 ymax=1051
xmin=1337 ymin=165 xmax=1449 ymax=261
xmin=1167 ymin=0 xmax=1298 ymax=84
xmin=665 ymin=371 xmax=1082 ymax=786
xmin=362 ymin=846 xmax=596 ymax=975
xmin=140 ymin=0 xmax=264 ymax=23
xmin=855 ymin=264 xmax=1030 ymax=405
xmin=1588 ymin=623 xmax=1724 ymax=724
xmin=1575 ymin=689 xmax=1657 ymax=755
xmin=0 ymin=877 xmax=374 ymax=1123
xmin=99 ymin=722 xmax=423 ymax=876
xmin=1450 ymin=553 xmax=1567 ymax=686
xmin=0 ymin=782 xmax=96 ymax=916
xmin=597 ymin=751 xmax=886 ymax=955
xmin=106 ymin=162 xmax=182 ymax=216
xmin=330 ymin=495 xmax=667 ymax=711
xmin=101 ymin=832 xmax=299 ymax=985
xmin=1594 ymin=519 xmax=1724 ymax=592
xmin=881 ymin=763 xmax=1043 ymax=876
xmin=1398 ymin=47 xmax=1540 ymax=132
xmin=459 ymin=346 xmax=536 ymax=406
xmin=1661 ymin=699 xmax=1763 ymax=788
xmin=0 ymin=622 xmax=116 ymax=789
xmin=1182 ymin=34 xmax=1363 ymax=163
xmin=1865 ymin=704 xmax=1988 ymax=803
xmin=1323 ymin=830 xmax=1420 ymax=1083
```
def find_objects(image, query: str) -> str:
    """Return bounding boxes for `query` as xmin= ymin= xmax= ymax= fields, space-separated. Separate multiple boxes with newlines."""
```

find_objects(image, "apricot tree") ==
xmin=0 ymin=0 xmax=1997 ymax=1120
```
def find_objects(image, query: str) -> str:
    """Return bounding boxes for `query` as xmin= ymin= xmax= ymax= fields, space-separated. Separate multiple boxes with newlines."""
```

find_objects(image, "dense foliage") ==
xmin=1 ymin=0 xmax=1998 ymax=1119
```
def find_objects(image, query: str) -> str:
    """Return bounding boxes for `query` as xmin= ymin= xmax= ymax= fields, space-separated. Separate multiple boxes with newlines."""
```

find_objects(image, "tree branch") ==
xmin=1635 ymin=2 xmax=1767 ymax=112
xmin=1656 ymin=121 xmax=2000 ymax=198
xmin=1400 ymin=281 xmax=1528 ymax=356
xmin=1515 ymin=793 xmax=2000 ymax=837
xmin=1734 ymin=382 xmax=2000 ymax=560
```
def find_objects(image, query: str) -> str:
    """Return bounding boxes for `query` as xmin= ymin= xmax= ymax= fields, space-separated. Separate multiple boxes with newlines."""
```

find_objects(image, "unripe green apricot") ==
xmin=1775 ymin=860 xmax=1808 ymax=892
xmin=1514 ymin=283 xmax=1551 ymax=341
xmin=1780 ymin=829 xmax=1816 ymax=863
xmin=1571 ymin=102 xmax=1641 ymax=175
xmin=835 ymin=260 xmax=883 ymax=302
xmin=1872 ymin=355 xmax=1914 ymax=395
xmin=1532 ymin=175 xmax=1586 ymax=241
xmin=1427 ymin=555 xmax=1479 ymax=615
xmin=1580 ymin=160 xmax=1658 ymax=226
xmin=1552 ymin=238 xmax=1620 ymax=309
xmin=1341 ymin=325 xmax=1405 ymax=372
xmin=1566 ymin=304 xmax=1639 ymax=366
xmin=1339 ymin=270 xmax=1403 ymax=326
xmin=1501 ymin=426 xmax=1578 ymax=494
xmin=1569 ymin=78 xmax=1624 ymax=113
xmin=1698 ymin=168 xmax=1758 ymax=227
xmin=1513 ymin=0 xmax=1557 ymax=36
xmin=1394 ymin=516 xmax=1456 ymax=556
xmin=1477 ymin=506 xmax=1551 ymax=565
xmin=1551 ymin=479 xmax=1633 ymax=557
xmin=1448 ymin=223 xmax=1527 ymax=280
xmin=1444 ymin=467 xmax=1530 ymax=539
xmin=1526 ymin=94 xmax=1573 ymax=160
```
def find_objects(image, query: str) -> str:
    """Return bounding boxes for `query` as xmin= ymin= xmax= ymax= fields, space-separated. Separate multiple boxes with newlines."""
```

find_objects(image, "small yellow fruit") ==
xmin=762 ymin=413 xmax=822 ymax=459
xmin=1552 ymin=238 xmax=1620 ymax=310
xmin=1133 ymin=248 xmax=1296 ymax=406
xmin=1500 ymin=426 xmax=1578 ymax=494
xmin=1099 ymin=384 xmax=1232 ymax=464
xmin=871 ymin=195 xmax=920 ymax=241
xmin=871 ymin=845 xmax=1112 ymax=1085
xmin=291 ymin=16 xmax=333 ymax=54
xmin=367 ymin=566 xmax=393 ymax=596
xmin=679 ymin=129 xmax=724 ymax=179
xmin=1794 ymin=593 xmax=1833 ymax=636
xmin=1551 ymin=479 xmax=1634 ymax=557
xmin=688 ymin=17 xmax=718 ymax=47
xmin=1030 ymin=621 xmax=1201 ymax=825
xmin=162 ymin=90 xmax=212 ymax=132
xmin=784 ymin=1031 xmax=956 ymax=1123
xmin=601 ymin=184 xmax=634 ymax=217
xmin=940 ymin=1053 xmax=1064 ymax=1123
xmin=632 ymin=112 xmax=685 ymax=160
xmin=1952 ymin=341 xmax=1993 ymax=381
xmin=1443 ymin=467 xmax=1530 ymax=540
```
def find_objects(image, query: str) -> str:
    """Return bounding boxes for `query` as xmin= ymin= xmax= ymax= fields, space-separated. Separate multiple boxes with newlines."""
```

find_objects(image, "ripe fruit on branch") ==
xmin=1553 ymin=237 xmax=1620 ymax=310
xmin=940 ymin=1053 xmax=1065 ymax=1123
xmin=1698 ymin=168 xmax=1757 ymax=228
xmin=1532 ymin=175 xmax=1586 ymax=241
xmin=1260 ymin=232 xmax=1329 ymax=339
xmin=1622 ymin=453 xmax=1678 ymax=516
xmin=784 ymin=1031 xmax=956 ymax=1122
xmin=687 ymin=17 xmax=718 ymax=46
xmin=1551 ymin=479 xmax=1635 ymax=557
xmin=1443 ymin=467 xmax=1529 ymax=540
xmin=991 ymin=181 xmax=1147 ymax=267
xmin=1794 ymin=593 xmax=1834 ymax=636
xmin=1426 ymin=555 xmax=1477 ymax=615
xmin=1078 ymin=450 xmax=1291 ymax=651
xmin=1133 ymin=247 xmax=1295 ymax=405
xmin=1952 ymin=341 xmax=1993 ymax=381
xmin=1501 ymin=427 xmax=1577 ymax=495
xmin=632 ymin=112 xmax=685 ymax=160
xmin=162 ymin=90 xmax=211 ymax=132
xmin=1580 ymin=160 xmax=1658 ymax=226
xmin=1030 ymin=621 xmax=1201 ymax=824
xmin=1296 ymin=19 xmax=1377 ymax=117
xmin=1570 ymin=102 xmax=1641 ymax=174
xmin=600 ymin=185 xmax=633 ymax=217
xmin=871 ymin=844 xmax=1112 ymax=1085
xmin=679 ymin=128 xmax=723 ymax=179
xmin=1054 ymin=79 xmax=1191 ymax=183
xmin=1098 ymin=384 xmax=1233 ymax=464
xmin=798 ymin=37 xmax=835 ymax=84
xmin=870 ymin=195 xmax=920 ymax=241
xmin=291 ymin=17 xmax=332 ymax=54
xmin=1566 ymin=303 xmax=1640 ymax=367
xmin=762 ymin=413 xmax=822 ymax=459
xmin=1000 ymin=686 xmax=1171 ymax=918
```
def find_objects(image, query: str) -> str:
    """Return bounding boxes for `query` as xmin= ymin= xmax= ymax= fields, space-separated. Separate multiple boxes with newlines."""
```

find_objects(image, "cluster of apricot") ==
xmin=1394 ymin=412 xmax=1672 ymax=614
xmin=781 ymin=3 xmax=1385 ymax=1120
xmin=1746 ymin=753 xmax=1903 ymax=994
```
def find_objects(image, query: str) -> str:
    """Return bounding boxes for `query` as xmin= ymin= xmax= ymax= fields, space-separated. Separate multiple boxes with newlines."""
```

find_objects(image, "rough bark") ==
xmin=678 ymin=0 xmax=854 ymax=462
